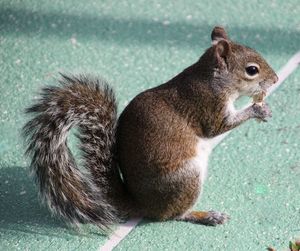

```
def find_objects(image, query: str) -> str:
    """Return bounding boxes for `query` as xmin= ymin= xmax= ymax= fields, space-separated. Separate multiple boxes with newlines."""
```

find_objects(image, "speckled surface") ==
xmin=0 ymin=0 xmax=299 ymax=250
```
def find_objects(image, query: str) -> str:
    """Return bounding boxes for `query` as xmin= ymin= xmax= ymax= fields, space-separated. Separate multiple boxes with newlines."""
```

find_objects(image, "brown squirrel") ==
xmin=23 ymin=26 xmax=278 ymax=230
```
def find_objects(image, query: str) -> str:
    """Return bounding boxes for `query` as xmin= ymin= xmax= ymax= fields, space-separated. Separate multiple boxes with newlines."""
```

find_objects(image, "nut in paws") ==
xmin=252 ymin=103 xmax=272 ymax=122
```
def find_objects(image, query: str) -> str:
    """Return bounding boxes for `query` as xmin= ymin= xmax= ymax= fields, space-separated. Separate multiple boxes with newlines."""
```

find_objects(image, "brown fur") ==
xmin=116 ymin=26 xmax=277 ymax=222
xmin=23 ymin=27 xmax=278 ymax=229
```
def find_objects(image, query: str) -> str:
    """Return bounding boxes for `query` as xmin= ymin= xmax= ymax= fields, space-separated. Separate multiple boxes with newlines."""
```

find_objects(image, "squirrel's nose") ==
xmin=273 ymin=74 xmax=278 ymax=84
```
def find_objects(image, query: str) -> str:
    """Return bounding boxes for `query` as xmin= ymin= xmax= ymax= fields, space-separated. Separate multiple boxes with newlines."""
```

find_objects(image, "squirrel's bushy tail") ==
xmin=23 ymin=74 xmax=131 ymax=230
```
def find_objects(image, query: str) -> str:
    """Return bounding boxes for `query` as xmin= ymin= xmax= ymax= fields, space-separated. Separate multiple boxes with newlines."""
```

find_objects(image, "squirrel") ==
xmin=23 ymin=26 xmax=278 ymax=230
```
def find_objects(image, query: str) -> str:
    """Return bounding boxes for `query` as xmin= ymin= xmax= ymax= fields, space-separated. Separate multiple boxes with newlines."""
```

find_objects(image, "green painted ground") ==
xmin=0 ymin=0 xmax=299 ymax=250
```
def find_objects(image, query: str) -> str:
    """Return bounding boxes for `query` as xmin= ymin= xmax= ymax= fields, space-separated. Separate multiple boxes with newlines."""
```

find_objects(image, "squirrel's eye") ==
xmin=246 ymin=66 xmax=259 ymax=76
xmin=245 ymin=63 xmax=260 ymax=79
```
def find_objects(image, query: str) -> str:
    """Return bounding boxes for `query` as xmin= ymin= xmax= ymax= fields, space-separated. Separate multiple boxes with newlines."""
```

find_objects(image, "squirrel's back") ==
xmin=116 ymin=80 xmax=203 ymax=219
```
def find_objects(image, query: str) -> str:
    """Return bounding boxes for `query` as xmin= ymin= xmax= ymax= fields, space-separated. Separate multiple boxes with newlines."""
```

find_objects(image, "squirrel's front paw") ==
xmin=252 ymin=103 xmax=272 ymax=122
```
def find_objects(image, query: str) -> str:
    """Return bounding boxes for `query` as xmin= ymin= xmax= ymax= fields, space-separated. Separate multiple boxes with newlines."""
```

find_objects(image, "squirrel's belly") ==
xmin=184 ymin=137 xmax=214 ymax=184
xmin=137 ymin=137 xmax=214 ymax=219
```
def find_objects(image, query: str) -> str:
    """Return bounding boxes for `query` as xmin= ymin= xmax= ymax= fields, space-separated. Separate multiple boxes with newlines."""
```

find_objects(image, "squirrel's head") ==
xmin=201 ymin=26 xmax=278 ymax=98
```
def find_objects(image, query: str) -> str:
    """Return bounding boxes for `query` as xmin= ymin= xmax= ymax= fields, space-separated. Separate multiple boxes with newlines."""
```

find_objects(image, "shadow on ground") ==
xmin=0 ymin=163 xmax=72 ymax=236
xmin=0 ymin=162 xmax=113 ymax=238
xmin=0 ymin=7 xmax=299 ymax=55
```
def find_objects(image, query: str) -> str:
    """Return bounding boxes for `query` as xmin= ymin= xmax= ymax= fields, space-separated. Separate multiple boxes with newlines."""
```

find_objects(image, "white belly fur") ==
xmin=187 ymin=137 xmax=215 ymax=184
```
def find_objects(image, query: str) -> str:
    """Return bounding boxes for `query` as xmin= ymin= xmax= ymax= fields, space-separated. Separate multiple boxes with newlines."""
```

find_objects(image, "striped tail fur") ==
xmin=23 ymin=74 xmax=130 ymax=230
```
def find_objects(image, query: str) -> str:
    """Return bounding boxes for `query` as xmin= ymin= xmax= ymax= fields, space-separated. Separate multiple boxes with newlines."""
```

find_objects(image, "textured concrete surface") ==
xmin=0 ymin=0 xmax=299 ymax=250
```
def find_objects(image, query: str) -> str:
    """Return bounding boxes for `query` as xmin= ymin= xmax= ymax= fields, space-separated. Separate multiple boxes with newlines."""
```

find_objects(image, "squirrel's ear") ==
xmin=214 ymin=39 xmax=231 ymax=68
xmin=211 ymin=26 xmax=229 ymax=45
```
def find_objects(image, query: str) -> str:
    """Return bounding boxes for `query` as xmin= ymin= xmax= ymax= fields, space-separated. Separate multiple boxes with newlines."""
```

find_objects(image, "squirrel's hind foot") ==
xmin=177 ymin=210 xmax=229 ymax=226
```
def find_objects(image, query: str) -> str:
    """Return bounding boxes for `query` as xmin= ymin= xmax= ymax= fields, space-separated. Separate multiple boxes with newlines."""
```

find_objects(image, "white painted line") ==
xmin=268 ymin=51 xmax=300 ymax=95
xmin=98 ymin=51 xmax=300 ymax=251
xmin=99 ymin=218 xmax=142 ymax=251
